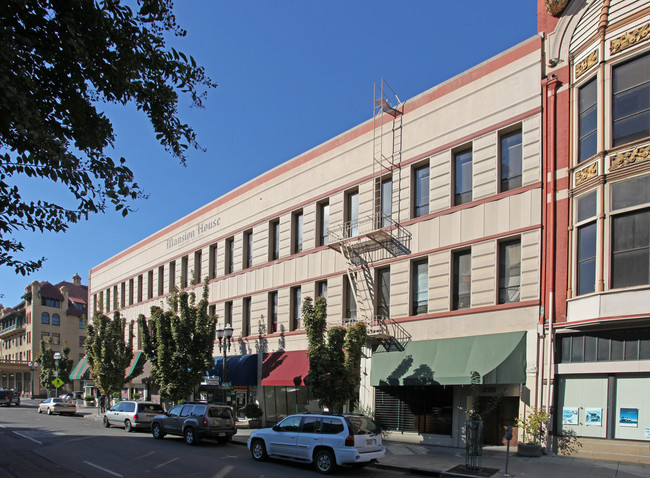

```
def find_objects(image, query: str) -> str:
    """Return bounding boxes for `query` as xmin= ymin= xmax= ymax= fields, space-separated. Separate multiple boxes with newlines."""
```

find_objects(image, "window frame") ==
xmin=411 ymin=259 xmax=428 ymax=316
xmin=243 ymin=230 xmax=253 ymax=269
xmin=498 ymin=239 xmax=522 ymax=304
xmin=578 ymin=77 xmax=598 ymax=163
xmin=612 ymin=52 xmax=650 ymax=147
xmin=376 ymin=267 xmax=390 ymax=319
xmin=243 ymin=297 xmax=252 ymax=337
xmin=225 ymin=237 xmax=234 ymax=275
xmin=290 ymin=286 xmax=302 ymax=331
xmin=452 ymin=249 xmax=471 ymax=310
xmin=317 ymin=200 xmax=329 ymax=247
xmin=499 ymin=127 xmax=523 ymax=191
xmin=292 ymin=210 xmax=303 ymax=254
xmin=268 ymin=291 xmax=279 ymax=333
xmin=345 ymin=189 xmax=359 ymax=238
xmin=269 ymin=219 xmax=280 ymax=261
xmin=453 ymin=147 xmax=473 ymax=206
xmin=412 ymin=162 xmax=430 ymax=218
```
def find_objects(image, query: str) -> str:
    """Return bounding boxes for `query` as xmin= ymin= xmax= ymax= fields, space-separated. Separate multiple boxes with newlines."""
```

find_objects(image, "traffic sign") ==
xmin=52 ymin=378 xmax=64 ymax=388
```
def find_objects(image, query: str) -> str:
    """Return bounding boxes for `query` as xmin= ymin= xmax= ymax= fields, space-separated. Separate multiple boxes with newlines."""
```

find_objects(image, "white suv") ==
xmin=247 ymin=413 xmax=384 ymax=474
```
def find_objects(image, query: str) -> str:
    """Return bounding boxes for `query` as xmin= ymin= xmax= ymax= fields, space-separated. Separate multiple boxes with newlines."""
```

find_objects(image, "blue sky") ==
xmin=0 ymin=1 xmax=538 ymax=306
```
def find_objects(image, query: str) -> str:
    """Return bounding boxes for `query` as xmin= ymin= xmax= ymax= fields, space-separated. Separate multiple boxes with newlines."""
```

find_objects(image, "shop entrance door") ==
xmin=236 ymin=390 xmax=247 ymax=418
xmin=479 ymin=396 xmax=519 ymax=445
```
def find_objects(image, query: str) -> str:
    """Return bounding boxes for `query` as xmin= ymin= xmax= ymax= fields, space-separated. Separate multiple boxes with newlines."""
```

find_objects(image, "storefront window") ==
xmin=374 ymin=386 xmax=453 ymax=435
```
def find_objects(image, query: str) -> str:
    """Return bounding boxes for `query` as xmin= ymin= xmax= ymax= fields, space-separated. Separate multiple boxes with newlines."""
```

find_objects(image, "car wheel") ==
xmin=38 ymin=407 xmax=42 ymax=414
xmin=15 ymin=400 xmax=20 ymax=407
xmin=250 ymin=439 xmax=267 ymax=461
xmin=103 ymin=416 xmax=111 ymax=428
xmin=314 ymin=449 xmax=336 ymax=474
xmin=47 ymin=408 xmax=52 ymax=415
xmin=124 ymin=420 xmax=133 ymax=432
xmin=184 ymin=427 xmax=199 ymax=446
xmin=152 ymin=423 xmax=165 ymax=440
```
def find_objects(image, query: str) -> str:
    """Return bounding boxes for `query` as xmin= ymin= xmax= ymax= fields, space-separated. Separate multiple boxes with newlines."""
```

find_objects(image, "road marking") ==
xmin=12 ymin=431 xmax=42 ymax=445
xmin=83 ymin=461 xmax=123 ymax=477
xmin=153 ymin=457 xmax=179 ymax=469
xmin=0 ymin=424 xmax=6 ymax=428
xmin=134 ymin=451 xmax=156 ymax=461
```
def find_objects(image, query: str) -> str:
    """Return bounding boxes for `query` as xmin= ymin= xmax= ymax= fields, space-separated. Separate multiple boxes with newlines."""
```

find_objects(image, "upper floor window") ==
xmin=52 ymin=313 xmax=60 ymax=326
xmin=452 ymin=250 xmax=471 ymax=310
xmin=268 ymin=292 xmax=278 ymax=333
xmin=292 ymin=211 xmax=303 ymax=254
xmin=209 ymin=243 xmax=218 ymax=279
xmin=42 ymin=297 xmax=60 ymax=308
xmin=224 ymin=301 xmax=233 ymax=329
xmin=41 ymin=312 xmax=50 ymax=325
xmin=243 ymin=230 xmax=253 ymax=268
xmin=344 ymin=276 xmax=357 ymax=320
xmin=158 ymin=266 xmax=164 ymax=296
xmin=317 ymin=201 xmax=329 ymax=246
xmin=128 ymin=278 xmax=134 ymax=305
xmin=52 ymin=333 xmax=60 ymax=345
xmin=169 ymin=261 xmax=176 ymax=292
xmin=137 ymin=275 xmax=143 ymax=302
xmin=269 ymin=219 xmax=280 ymax=261
xmin=181 ymin=255 xmax=188 ymax=288
xmin=148 ymin=270 xmax=154 ymax=299
xmin=243 ymin=297 xmax=252 ymax=336
xmin=578 ymin=78 xmax=597 ymax=162
xmin=613 ymin=53 xmax=650 ymax=147
xmin=376 ymin=267 xmax=390 ymax=319
xmin=412 ymin=259 xmax=428 ymax=315
xmin=316 ymin=280 xmax=328 ymax=300
xmin=377 ymin=176 xmax=392 ymax=227
xmin=498 ymin=239 xmax=521 ymax=303
xmin=500 ymin=129 xmax=522 ymax=191
xmin=113 ymin=285 xmax=118 ymax=310
xmin=345 ymin=190 xmax=359 ymax=238
xmin=413 ymin=163 xmax=429 ymax=217
xmin=79 ymin=318 xmax=84 ymax=329
xmin=290 ymin=286 xmax=302 ymax=331
xmin=611 ymin=174 xmax=650 ymax=288
xmin=121 ymin=282 xmax=126 ymax=308
xmin=194 ymin=250 xmax=202 ymax=283
xmin=576 ymin=192 xmax=597 ymax=295
xmin=225 ymin=237 xmax=234 ymax=275
xmin=454 ymin=148 xmax=472 ymax=205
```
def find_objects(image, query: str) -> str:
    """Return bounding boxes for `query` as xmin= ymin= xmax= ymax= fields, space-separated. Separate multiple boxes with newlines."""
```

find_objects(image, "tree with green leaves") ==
xmin=0 ymin=0 xmax=216 ymax=274
xmin=303 ymin=296 xmax=367 ymax=414
xmin=35 ymin=340 xmax=73 ymax=394
xmin=85 ymin=311 xmax=142 ymax=398
xmin=138 ymin=281 xmax=217 ymax=403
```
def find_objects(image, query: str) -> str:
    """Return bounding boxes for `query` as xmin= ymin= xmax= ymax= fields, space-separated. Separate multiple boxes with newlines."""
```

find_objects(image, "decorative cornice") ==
xmin=610 ymin=22 xmax=650 ymax=55
xmin=575 ymin=162 xmax=598 ymax=185
xmin=545 ymin=0 xmax=569 ymax=17
xmin=575 ymin=50 xmax=598 ymax=79
xmin=610 ymin=144 xmax=650 ymax=171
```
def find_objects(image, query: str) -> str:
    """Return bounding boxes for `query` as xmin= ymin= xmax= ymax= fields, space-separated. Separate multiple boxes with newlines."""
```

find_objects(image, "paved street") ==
xmin=0 ymin=399 xmax=406 ymax=478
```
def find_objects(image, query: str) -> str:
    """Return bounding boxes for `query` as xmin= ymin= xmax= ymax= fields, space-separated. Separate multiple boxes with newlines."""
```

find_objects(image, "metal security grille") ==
xmin=374 ymin=386 xmax=453 ymax=435
xmin=374 ymin=387 xmax=416 ymax=432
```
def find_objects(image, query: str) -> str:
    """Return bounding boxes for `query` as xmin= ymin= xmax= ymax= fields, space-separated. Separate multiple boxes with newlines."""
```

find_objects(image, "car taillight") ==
xmin=133 ymin=414 xmax=139 ymax=420
xmin=345 ymin=434 xmax=355 ymax=447
xmin=203 ymin=417 xmax=209 ymax=427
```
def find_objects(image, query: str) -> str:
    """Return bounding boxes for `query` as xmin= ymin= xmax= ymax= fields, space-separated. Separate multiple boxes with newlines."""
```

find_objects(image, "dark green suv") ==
xmin=0 ymin=389 xmax=20 ymax=406
xmin=150 ymin=402 xmax=236 ymax=445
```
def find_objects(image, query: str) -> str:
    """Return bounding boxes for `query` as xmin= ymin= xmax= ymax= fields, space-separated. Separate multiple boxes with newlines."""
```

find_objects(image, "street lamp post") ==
xmin=53 ymin=352 xmax=61 ymax=398
xmin=216 ymin=323 xmax=233 ymax=402
xmin=28 ymin=361 xmax=38 ymax=398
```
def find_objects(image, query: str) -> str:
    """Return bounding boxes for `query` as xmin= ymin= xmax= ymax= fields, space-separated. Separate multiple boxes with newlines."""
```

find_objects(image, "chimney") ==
xmin=73 ymin=273 xmax=82 ymax=286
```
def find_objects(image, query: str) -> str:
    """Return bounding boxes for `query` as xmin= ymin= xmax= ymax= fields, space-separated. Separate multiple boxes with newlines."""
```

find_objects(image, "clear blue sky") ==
xmin=0 ymin=0 xmax=538 ymax=307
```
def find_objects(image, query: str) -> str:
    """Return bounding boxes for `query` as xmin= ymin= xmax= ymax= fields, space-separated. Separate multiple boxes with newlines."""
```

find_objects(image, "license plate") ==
xmin=219 ymin=432 xmax=225 ymax=437
xmin=366 ymin=439 xmax=375 ymax=446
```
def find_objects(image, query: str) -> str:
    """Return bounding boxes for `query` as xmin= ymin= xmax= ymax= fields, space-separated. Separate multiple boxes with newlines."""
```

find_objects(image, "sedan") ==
xmin=38 ymin=398 xmax=77 ymax=416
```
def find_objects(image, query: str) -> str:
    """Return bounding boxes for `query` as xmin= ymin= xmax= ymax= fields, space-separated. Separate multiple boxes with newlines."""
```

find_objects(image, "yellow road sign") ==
xmin=52 ymin=378 xmax=64 ymax=388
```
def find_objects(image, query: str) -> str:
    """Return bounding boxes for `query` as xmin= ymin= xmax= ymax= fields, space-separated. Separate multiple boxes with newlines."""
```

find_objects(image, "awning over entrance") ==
xmin=261 ymin=350 xmax=309 ymax=386
xmin=370 ymin=331 xmax=526 ymax=387
xmin=207 ymin=354 xmax=257 ymax=386
xmin=70 ymin=356 xmax=91 ymax=380
xmin=126 ymin=351 xmax=146 ymax=379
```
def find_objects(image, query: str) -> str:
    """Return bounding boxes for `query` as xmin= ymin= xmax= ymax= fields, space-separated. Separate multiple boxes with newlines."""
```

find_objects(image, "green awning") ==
xmin=70 ymin=356 xmax=90 ymax=380
xmin=370 ymin=331 xmax=526 ymax=387
xmin=126 ymin=351 xmax=145 ymax=379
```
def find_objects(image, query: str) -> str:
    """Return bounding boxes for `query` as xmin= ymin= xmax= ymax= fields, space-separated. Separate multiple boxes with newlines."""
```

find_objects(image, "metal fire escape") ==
xmin=328 ymin=79 xmax=411 ymax=345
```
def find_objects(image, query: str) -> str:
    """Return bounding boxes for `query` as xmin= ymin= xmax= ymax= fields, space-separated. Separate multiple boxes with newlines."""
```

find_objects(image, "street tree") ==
xmin=138 ymin=281 xmax=217 ymax=403
xmin=0 ymin=0 xmax=216 ymax=274
xmin=85 ymin=311 xmax=142 ymax=398
xmin=303 ymin=296 xmax=367 ymax=414
xmin=35 ymin=340 xmax=73 ymax=394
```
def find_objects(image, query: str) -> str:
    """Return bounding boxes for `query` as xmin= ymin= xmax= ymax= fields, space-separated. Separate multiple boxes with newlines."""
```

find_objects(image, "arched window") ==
xmin=41 ymin=312 xmax=50 ymax=324
xmin=52 ymin=314 xmax=60 ymax=326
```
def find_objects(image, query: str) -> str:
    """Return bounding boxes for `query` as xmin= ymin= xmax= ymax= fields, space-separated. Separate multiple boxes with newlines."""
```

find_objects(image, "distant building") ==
xmin=0 ymin=274 xmax=88 ymax=396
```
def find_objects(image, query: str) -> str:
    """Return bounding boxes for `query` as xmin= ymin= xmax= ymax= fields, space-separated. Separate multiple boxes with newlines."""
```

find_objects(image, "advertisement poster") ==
xmin=644 ymin=427 xmax=650 ymax=440
xmin=563 ymin=407 xmax=579 ymax=425
xmin=585 ymin=408 xmax=602 ymax=426
xmin=619 ymin=408 xmax=638 ymax=427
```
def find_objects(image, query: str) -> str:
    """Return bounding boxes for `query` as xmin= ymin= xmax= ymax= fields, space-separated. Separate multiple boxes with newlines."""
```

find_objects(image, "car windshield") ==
xmin=52 ymin=398 xmax=63 ymax=403
xmin=345 ymin=415 xmax=381 ymax=435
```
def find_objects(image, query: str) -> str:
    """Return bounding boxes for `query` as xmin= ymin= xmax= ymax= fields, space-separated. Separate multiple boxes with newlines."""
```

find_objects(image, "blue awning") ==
xmin=207 ymin=354 xmax=257 ymax=386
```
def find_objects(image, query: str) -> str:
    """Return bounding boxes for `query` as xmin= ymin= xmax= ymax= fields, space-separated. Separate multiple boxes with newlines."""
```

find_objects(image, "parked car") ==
xmin=38 ymin=398 xmax=77 ymax=416
xmin=103 ymin=401 xmax=164 ymax=432
xmin=150 ymin=401 xmax=236 ymax=445
xmin=247 ymin=413 xmax=385 ymax=474
xmin=0 ymin=389 xmax=20 ymax=406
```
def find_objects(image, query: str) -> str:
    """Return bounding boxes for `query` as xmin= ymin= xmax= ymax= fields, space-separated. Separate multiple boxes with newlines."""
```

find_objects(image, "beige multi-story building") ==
xmin=0 ymin=274 xmax=88 ymax=396
xmin=89 ymin=34 xmax=543 ymax=447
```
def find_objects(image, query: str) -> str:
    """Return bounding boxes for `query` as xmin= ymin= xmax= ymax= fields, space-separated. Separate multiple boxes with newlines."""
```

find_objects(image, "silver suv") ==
xmin=103 ymin=401 xmax=164 ymax=432
xmin=150 ymin=402 xmax=237 ymax=446
xmin=248 ymin=413 xmax=385 ymax=474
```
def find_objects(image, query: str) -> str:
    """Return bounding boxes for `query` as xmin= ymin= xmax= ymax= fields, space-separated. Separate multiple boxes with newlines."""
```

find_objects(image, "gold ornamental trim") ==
xmin=610 ymin=22 xmax=650 ymax=55
xmin=575 ymin=50 xmax=598 ymax=79
xmin=610 ymin=145 xmax=650 ymax=171
xmin=575 ymin=162 xmax=598 ymax=185
xmin=545 ymin=0 xmax=569 ymax=16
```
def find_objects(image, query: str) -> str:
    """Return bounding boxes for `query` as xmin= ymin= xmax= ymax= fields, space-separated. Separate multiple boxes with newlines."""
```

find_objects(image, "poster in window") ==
xmin=619 ymin=408 xmax=638 ymax=427
xmin=585 ymin=408 xmax=602 ymax=426
xmin=644 ymin=427 xmax=650 ymax=441
xmin=562 ymin=407 xmax=578 ymax=425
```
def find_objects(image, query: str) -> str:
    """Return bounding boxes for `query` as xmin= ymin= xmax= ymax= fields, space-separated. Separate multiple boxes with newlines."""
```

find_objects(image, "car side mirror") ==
xmin=272 ymin=425 xmax=280 ymax=432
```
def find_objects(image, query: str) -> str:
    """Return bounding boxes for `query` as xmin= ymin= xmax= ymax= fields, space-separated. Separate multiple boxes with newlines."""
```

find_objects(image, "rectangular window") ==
xmin=105 ymin=288 xmax=110 ymax=312
xmin=290 ymin=286 xmax=302 ymax=331
xmin=137 ymin=275 xmax=143 ymax=303
xmin=454 ymin=149 xmax=472 ymax=205
xmin=158 ymin=266 xmax=164 ymax=296
xmin=113 ymin=285 xmax=118 ymax=311
xmin=181 ymin=255 xmax=188 ymax=288
xmin=316 ymin=280 xmax=328 ymax=300
xmin=209 ymin=243 xmax=218 ymax=279
xmin=93 ymin=294 xmax=98 ymax=312
xmin=345 ymin=190 xmax=359 ymax=238
xmin=268 ymin=292 xmax=278 ymax=333
xmin=412 ymin=259 xmax=428 ymax=315
xmin=317 ymin=201 xmax=329 ymax=246
xmin=269 ymin=219 xmax=280 ymax=260
xmin=121 ymin=282 xmax=126 ymax=308
xmin=500 ymin=129 xmax=522 ymax=191
xmin=209 ymin=304 xmax=216 ymax=317
xmin=576 ymin=191 xmax=597 ymax=296
xmin=578 ymin=78 xmax=597 ymax=162
xmin=224 ymin=301 xmax=233 ymax=328
xmin=194 ymin=250 xmax=202 ymax=284
xmin=52 ymin=333 xmax=60 ymax=346
xmin=613 ymin=53 xmax=650 ymax=146
xmin=41 ymin=312 xmax=49 ymax=324
xmin=345 ymin=276 xmax=357 ymax=320
xmin=413 ymin=163 xmax=429 ymax=217
xmin=128 ymin=278 xmax=134 ymax=306
xmin=169 ymin=261 xmax=176 ymax=292
xmin=148 ymin=270 xmax=154 ymax=299
xmin=52 ymin=313 xmax=60 ymax=326
xmin=292 ymin=211 xmax=303 ymax=254
xmin=377 ymin=177 xmax=392 ymax=227
xmin=452 ymin=250 xmax=471 ymax=309
xmin=41 ymin=332 xmax=49 ymax=341
xmin=225 ymin=237 xmax=234 ymax=274
xmin=41 ymin=297 xmax=61 ymax=308
xmin=498 ymin=240 xmax=521 ymax=304
xmin=243 ymin=297 xmax=252 ymax=336
xmin=243 ymin=230 xmax=253 ymax=268
xmin=376 ymin=267 xmax=390 ymax=319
